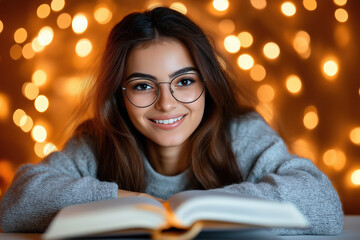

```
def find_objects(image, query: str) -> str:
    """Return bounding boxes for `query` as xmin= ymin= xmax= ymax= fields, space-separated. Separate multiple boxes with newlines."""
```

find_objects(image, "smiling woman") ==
xmin=0 ymin=7 xmax=343 ymax=236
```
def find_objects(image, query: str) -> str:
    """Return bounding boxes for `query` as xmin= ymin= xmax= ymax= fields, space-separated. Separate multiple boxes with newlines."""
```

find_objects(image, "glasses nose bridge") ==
xmin=157 ymin=81 xmax=174 ymax=94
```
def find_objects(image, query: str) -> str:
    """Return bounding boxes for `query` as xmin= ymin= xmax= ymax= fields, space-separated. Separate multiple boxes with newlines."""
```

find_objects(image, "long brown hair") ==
xmin=75 ymin=7 xmax=256 ymax=192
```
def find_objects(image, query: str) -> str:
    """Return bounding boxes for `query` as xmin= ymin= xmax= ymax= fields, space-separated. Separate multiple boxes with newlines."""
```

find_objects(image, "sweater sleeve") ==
xmin=210 ymin=112 xmax=343 ymax=235
xmin=0 ymin=136 xmax=118 ymax=233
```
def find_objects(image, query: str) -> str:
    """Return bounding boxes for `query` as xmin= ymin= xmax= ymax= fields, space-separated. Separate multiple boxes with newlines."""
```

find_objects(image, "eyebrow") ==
xmin=125 ymin=67 xmax=198 ymax=82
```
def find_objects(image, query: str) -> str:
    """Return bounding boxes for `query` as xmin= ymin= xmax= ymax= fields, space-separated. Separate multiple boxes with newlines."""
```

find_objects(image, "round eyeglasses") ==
xmin=122 ymin=72 xmax=205 ymax=108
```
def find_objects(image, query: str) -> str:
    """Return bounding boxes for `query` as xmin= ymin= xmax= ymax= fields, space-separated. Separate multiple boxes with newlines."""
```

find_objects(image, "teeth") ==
xmin=154 ymin=116 xmax=184 ymax=125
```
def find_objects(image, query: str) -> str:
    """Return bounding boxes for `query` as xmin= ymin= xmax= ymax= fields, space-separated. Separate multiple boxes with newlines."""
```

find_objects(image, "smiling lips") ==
xmin=150 ymin=115 xmax=186 ymax=129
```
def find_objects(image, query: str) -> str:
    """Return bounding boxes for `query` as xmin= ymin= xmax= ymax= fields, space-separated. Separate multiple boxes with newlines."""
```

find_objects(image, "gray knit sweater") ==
xmin=0 ymin=112 xmax=343 ymax=235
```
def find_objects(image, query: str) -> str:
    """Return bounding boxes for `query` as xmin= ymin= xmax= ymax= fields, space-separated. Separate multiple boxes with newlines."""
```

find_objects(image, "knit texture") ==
xmin=0 ymin=112 xmax=343 ymax=235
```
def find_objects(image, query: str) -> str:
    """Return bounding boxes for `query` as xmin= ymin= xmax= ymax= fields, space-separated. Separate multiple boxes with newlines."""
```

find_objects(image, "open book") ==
xmin=43 ymin=190 xmax=309 ymax=240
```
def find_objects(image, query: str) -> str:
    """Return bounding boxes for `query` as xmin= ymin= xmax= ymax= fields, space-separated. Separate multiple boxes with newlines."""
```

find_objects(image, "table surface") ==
xmin=0 ymin=216 xmax=359 ymax=240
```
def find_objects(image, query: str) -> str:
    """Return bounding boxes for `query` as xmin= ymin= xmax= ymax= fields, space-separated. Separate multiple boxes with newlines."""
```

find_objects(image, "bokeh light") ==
xmin=293 ymin=31 xmax=311 ymax=58
xmin=31 ymin=125 xmax=47 ymax=143
xmin=303 ymin=106 xmax=319 ymax=130
xmin=57 ymin=13 xmax=72 ymax=29
xmin=237 ymin=54 xmax=254 ymax=70
xmin=334 ymin=0 xmax=347 ymax=6
xmin=286 ymin=75 xmax=302 ymax=94
xmin=263 ymin=42 xmax=280 ymax=59
xmin=281 ymin=2 xmax=296 ymax=17
xmin=213 ymin=0 xmax=229 ymax=12
xmin=323 ymin=148 xmax=346 ymax=171
xmin=10 ymin=44 xmax=22 ymax=60
xmin=38 ymin=26 xmax=54 ymax=46
xmin=13 ymin=109 xmax=26 ymax=126
xmin=20 ymin=115 xmax=33 ymax=132
xmin=0 ymin=20 xmax=3 ymax=33
xmin=37 ymin=4 xmax=51 ymax=19
xmin=250 ymin=64 xmax=266 ymax=82
xmin=22 ymin=82 xmax=39 ymax=100
xmin=22 ymin=43 xmax=35 ymax=59
xmin=0 ymin=93 xmax=10 ymax=120
xmin=32 ymin=70 xmax=48 ymax=86
xmin=94 ymin=5 xmax=113 ymax=24
xmin=335 ymin=8 xmax=348 ymax=23
xmin=349 ymin=127 xmax=360 ymax=145
xmin=218 ymin=19 xmax=235 ymax=34
xmin=257 ymin=84 xmax=275 ymax=103
xmin=170 ymin=2 xmax=187 ymax=15
xmin=44 ymin=143 xmax=58 ymax=156
xmin=237 ymin=31 xmax=253 ymax=48
xmin=14 ymin=28 xmax=27 ymax=44
xmin=51 ymin=0 xmax=65 ymax=12
xmin=32 ymin=37 xmax=45 ymax=52
xmin=250 ymin=0 xmax=267 ymax=10
xmin=351 ymin=169 xmax=360 ymax=186
xmin=322 ymin=59 xmax=339 ymax=79
xmin=34 ymin=95 xmax=49 ymax=112
xmin=303 ymin=0 xmax=317 ymax=11
xmin=72 ymin=14 xmax=88 ymax=34
xmin=224 ymin=35 xmax=241 ymax=53
xmin=75 ymin=38 xmax=93 ymax=57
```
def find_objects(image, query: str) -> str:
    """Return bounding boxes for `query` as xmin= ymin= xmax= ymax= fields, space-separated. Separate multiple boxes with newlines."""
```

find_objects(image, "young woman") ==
xmin=0 ymin=7 xmax=343 ymax=235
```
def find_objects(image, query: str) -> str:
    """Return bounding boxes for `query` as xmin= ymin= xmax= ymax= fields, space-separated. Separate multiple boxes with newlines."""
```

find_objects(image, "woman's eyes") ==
xmin=132 ymin=82 xmax=154 ymax=91
xmin=176 ymin=78 xmax=195 ymax=87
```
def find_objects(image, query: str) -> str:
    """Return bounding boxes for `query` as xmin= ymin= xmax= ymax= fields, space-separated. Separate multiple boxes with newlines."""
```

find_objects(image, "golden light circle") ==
xmin=250 ymin=0 xmax=267 ymax=10
xmin=237 ymin=31 xmax=253 ymax=48
xmin=0 ymin=93 xmax=10 ymax=120
xmin=281 ymin=2 xmax=296 ymax=16
xmin=334 ymin=0 xmax=347 ymax=6
xmin=237 ymin=54 xmax=254 ymax=70
xmin=31 ymin=125 xmax=47 ymax=143
xmin=75 ymin=38 xmax=93 ymax=57
xmin=0 ymin=20 xmax=3 ymax=33
xmin=94 ymin=5 xmax=113 ymax=24
xmin=57 ymin=13 xmax=72 ymax=29
xmin=303 ymin=0 xmax=317 ymax=11
xmin=43 ymin=143 xmax=58 ymax=156
xmin=349 ymin=127 xmax=360 ymax=145
xmin=34 ymin=142 xmax=47 ymax=158
xmin=72 ymin=13 xmax=88 ymax=34
xmin=37 ymin=4 xmax=51 ymax=19
xmin=14 ymin=28 xmax=27 ymax=44
xmin=170 ymin=2 xmax=187 ymax=15
xmin=286 ymin=75 xmax=302 ymax=94
xmin=32 ymin=70 xmax=47 ymax=86
xmin=34 ymin=95 xmax=49 ymax=112
xmin=10 ymin=44 xmax=22 ymax=60
xmin=303 ymin=106 xmax=318 ymax=130
xmin=20 ymin=115 xmax=33 ymax=132
xmin=13 ymin=109 xmax=26 ymax=126
xmin=351 ymin=169 xmax=360 ymax=186
xmin=32 ymin=37 xmax=45 ymax=52
xmin=323 ymin=59 xmax=339 ymax=78
xmin=250 ymin=64 xmax=266 ymax=82
xmin=224 ymin=35 xmax=241 ymax=53
xmin=22 ymin=82 xmax=39 ymax=100
xmin=263 ymin=42 xmax=280 ymax=59
xmin=213 ymin=0 xmax=229 ymax=11
xmin=323 ymin=149 xmax=346 ymax=171
xmin=335 ymin=8 xmax=348 ymax=23
xmin=293 ymin=31 xmax=310 ymax=55
xmin=22 ymin=43 xmax=35 ymax=59
xmin=38 ymin=26 xmax=54 ymax=46
xmin=51 ymin=0 xmax=65 ymax=12
xmin=257 ymin=84 xmax=275 ymax=103
xmin=218 ymin=19 xmax=235 ymax=34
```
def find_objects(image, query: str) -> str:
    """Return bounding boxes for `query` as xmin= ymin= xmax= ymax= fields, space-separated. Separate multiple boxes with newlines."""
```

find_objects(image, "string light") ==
xmin=32 ymin=70 xmax=48 ymax=86
xmin=75 ymin=38 xmax=93 ymax=57
xmin=31 ymin=125 xmax=47 ymax=143
xmin=250 ymin=64 xmax=266 ymax=82
xmin=322 ymin=59 xmax=339 ymax=79
xmin=323 ymin=148 xmax=346 ymax=171
xmin=351 ymin=169 xmax=360 ymax=186
xmin=237 ymin=54 xmax=254 ymax=70
xmin=263 ymin=42 xmax=280 ymax=59
xmin=37 ymin=4 xmax=51 ymax=19
xmin=72 ymin=14 xmax=88 ymax=34
xmin=57 ymin=13 xmax=72 ymax=29
xmin=303 ymin=0 xmax=317 ymax=11
xmin=293 ymin=31 xmax=311 ymax=58
xmin=257 ymin=84 xmax=275 ymax=103
xmin=224 ymin=35 xmax=241 ymax=53
xmin=218 ymin=19 xmax=235 ymax=34
xmin=94 ymin=5 xmax=113 ymax=24
xmin=13 ymin=109 xmax=26 ymax=126
xmin=51 ymin=0 xmax=65 ymax=12
xmin=34 ymin=95 xmax=49 ymax=112
xmin=14 ymin=28 xmax=27 ymax=44
xmin=250 ymin=0 xmax=267 ymax=10
xmin=281 ymin=2 xmax=296 ymax=17
xmin=349 ymin=127 xmax=360 ymax=145
xmin=32 ymin=37 xmax=45 ymax=52
xmin=22 ymin=43 xmax=35 ymax=59
xmin=237 ymin=31 xmax=253 ymax=48
xmin=213 ymin=0 xmax=229 ymax=12
xmin=10 ymin=44 xmax=22 ymax=60
xmin=286 ymin=75 xmax=302 ymax=94
xmin=22 ymin=82 xmax=39 ymax=100
xmin=335 ymin=8 xmax=348 ymax=23
xmin=20 ymin=115 xmax=33 ymax=132
xmin=333 ymin=0 xmax=347 ymax=6
xmin=170 ymin=2 xmax=187 ymax=15
xmin=303 ymin=106 xmax=318 ymax=130
xmin=38 ymin=26 xmax=54 ymax=46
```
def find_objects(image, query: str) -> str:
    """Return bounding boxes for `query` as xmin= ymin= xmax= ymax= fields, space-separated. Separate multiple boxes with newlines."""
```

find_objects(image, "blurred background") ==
xmin=0 ymin=0 xmax=359 ymax=214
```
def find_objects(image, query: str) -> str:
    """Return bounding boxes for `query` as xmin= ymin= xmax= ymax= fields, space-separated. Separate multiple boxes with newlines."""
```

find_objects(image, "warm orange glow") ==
xmin=237 ymin=31 xmax=253 ymax=48
xmin=333 ymin=0 xmax=347 ymax=6
xmin=34 ymin=142 xmax=47 ymax=158
xmin=257 ymin=84 xmax=275 ymax=103
xmin=0 ymin=93 xmax=10 ymax=120
xmin=281 ymin=2 xmax=296 ymax=17
xmin=10 ymin=44 xmax=22 ymax=60
xmin=20 ymin=115 xmax=33 ymax=132
xmin=351 ymin=169 xmax=360 ymax=186
xmin=237 ymin=54 xmax=254 ymax=70
xmin=75 ymin=38 xmax=93 ymax=57
xmin=334 ymin=25 xmax=350 ymax=47
xmin=323 ymin=149 xmax=346 ymax=171
xmin=37 ymin=4 xmax=51 ymax=19
xmin=0 ymin=20 xmax=3 ymax=33
xmin=94 ymin=5 xmax=113 ymax=24
xmin=349 ymin=127 xmax=360 ymax=145
xmin=322 ymin=59 xmax=339 ymax=78
xmin=22 ymin=82 xmax=39 ymax=100
xmin=293 ymin=31 xmax=310 ymax=57
xmin=13 ymin=109 xmax=26 ymax=126
xmin=31 ymin=125 xmax=47 ymax=143
xmin=224 ymin=35 xmax=241 ymax=53
xmin=32 ymin=37 xmax=45 ymax=52
xmin=44 ymin=143 xmax=58 ymax=156
xmin=51 ymin=0 xmax=65 ymax=12
xmin=303 ymin=106 xmax=319 ymax=130
xmin=72 ymin=14 xmax=88 ymax=34
xmin=57 ymin=13 xmax=72 ymax=29
xmin=292 ymin=138 xmax=316 ymax=162
xmin=250 ymin=0 xmax=267 ymax=10
xmin=22 ymin=43 xmax=35 ymax=59
xmin=32 ymin=70 xmax=47 ymax=86
xmin=213 ymin=0 xmax=229 ymax=11
xmin=170 ymin=2 xmax=187 ymax=15
xmin=335 ymin=8 xmax=348 ymax=23
xmin=34 ymin=95 xmax=49 ymax=112
xmin=286 ymin=75 xmax=302 ymax=94
xmin=14 ymin=28 xmax=27 ymax=44
xmin=38 ymin=26 xmax=54 ymax=46
xmin=263 ymin=42 xmax=280 ymax=60
xmin=218 ymin=19 xmax=235 ymax=34
xmin=250 ymin=64 xmax=266 ymax=82
xmin=303 ymin=0 xmax=317 ymax=11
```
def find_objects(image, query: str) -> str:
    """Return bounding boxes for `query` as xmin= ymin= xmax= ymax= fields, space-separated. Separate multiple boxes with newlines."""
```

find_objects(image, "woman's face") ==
xmin=123 ymin=39 xmax=205 ymax=148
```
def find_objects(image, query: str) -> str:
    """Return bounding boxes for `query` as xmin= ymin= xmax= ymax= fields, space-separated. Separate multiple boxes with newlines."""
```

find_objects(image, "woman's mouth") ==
xmin=149 ymin=115 xmax=186 ymax=129
xmin=152 ymin=115 xmax=185 ymax=125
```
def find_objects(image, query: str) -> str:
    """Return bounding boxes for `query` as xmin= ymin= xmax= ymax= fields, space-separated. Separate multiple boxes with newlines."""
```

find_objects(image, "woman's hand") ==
xmin=117 ymin=189 xmax=164 ymax=202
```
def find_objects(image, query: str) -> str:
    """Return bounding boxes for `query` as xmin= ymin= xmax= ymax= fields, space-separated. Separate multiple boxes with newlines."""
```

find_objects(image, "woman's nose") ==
xmin=154 ymin=83 xmax=177 ymax=112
